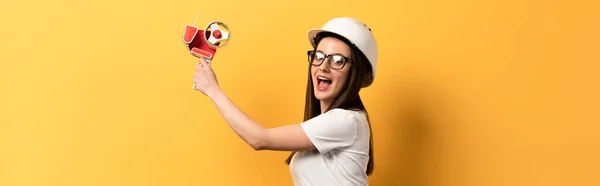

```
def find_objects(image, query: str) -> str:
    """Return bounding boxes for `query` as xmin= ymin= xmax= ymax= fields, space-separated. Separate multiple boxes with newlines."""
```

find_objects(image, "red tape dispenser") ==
xmin=182 ymin=13 xmax=231 ymax=65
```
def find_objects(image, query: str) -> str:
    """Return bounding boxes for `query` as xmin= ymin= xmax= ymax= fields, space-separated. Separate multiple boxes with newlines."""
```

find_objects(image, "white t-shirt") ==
xmin=289 ymin=108 xmax=371 ymax=186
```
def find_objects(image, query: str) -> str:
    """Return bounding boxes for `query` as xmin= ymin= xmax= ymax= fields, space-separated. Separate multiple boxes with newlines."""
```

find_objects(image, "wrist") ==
xmin=207 ymin=87 xmax=223 ymax=100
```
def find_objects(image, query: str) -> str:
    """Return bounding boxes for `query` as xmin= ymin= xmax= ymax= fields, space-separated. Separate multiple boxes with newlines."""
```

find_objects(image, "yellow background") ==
xmin=1 ymin=0 xmax=599 ymax=185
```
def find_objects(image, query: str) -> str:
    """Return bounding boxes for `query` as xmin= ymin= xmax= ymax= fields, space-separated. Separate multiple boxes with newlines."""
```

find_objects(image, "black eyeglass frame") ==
xmin=307 ymin=50 xmax=352 ymax=70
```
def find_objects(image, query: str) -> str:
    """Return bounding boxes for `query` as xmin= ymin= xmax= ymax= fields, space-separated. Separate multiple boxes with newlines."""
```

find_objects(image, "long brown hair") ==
xmin=284 ymin=32 xmax=375 ymax=175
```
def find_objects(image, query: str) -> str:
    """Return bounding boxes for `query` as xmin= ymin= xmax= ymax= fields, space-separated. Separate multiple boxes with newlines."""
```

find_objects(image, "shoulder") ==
xmin=312 ymin=108 xmax=369 ymax=131
xmin=326 ymin=109 xmax=371 ymax=137
xmin=301 ymin=108 xmax=367 ymax=131
xmin=324 ymin=108 xmax=367 ymax=124
xmin=325 ymin=108 xmax=355 ymax=117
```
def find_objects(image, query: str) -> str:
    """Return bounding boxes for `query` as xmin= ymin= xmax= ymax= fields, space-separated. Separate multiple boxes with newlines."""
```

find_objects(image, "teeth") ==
xmin=317 ymin=77 xmax=331 ymax=81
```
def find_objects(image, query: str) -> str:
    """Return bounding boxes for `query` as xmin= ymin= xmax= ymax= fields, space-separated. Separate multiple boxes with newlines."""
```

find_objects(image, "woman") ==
xmin=192 ymin=17 xmax=378 ymax=186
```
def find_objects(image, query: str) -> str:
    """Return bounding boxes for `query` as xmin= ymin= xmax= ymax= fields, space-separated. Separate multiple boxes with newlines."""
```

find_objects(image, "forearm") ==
xmin=208 ymin=88 xmax=267 ymax=150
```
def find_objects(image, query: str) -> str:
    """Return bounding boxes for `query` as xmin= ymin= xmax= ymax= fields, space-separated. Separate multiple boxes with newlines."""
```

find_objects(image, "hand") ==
xmin=193 ymin=57 xmax=220 ymax=97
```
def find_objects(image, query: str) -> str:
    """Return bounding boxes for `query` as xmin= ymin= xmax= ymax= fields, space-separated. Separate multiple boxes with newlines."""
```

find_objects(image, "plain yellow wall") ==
xmin=1 ymin=0 xmax=599 ymax=185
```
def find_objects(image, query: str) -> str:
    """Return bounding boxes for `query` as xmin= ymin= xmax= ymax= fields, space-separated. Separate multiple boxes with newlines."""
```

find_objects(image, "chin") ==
xmin=313 ymin=85 xmax=336 ymax=102
xmin=314 ymin=92 xmax=333 ymax=102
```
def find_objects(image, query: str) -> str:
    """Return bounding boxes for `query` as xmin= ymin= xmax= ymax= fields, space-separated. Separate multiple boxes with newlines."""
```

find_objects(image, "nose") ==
xmin=318 ymin=58 xmax=330 ymax=72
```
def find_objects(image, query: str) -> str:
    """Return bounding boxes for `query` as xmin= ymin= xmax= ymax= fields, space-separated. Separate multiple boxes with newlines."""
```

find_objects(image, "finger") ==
xmin=196 ymin=63 xmax=203 ymax=71
xmin=199 ymin=57 xmax=210 ymax=69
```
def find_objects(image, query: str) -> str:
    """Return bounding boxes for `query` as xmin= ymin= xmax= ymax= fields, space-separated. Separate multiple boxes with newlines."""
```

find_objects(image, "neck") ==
xmin=320 ymin=100 xmax=333 ymax=114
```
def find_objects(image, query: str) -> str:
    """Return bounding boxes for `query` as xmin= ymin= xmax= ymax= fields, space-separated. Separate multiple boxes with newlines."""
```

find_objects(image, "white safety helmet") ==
xmin=308 ymin=17 xmax=378 ymax=87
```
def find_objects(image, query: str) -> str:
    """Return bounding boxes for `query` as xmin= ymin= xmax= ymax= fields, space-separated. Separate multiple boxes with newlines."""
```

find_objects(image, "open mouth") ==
xmin=317 ymin=76 xmax=332 ymax=90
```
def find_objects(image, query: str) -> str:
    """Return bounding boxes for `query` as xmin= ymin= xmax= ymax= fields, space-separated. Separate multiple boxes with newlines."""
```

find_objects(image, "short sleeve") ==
xmin=300 ymin=109 xmax=358 ymax=154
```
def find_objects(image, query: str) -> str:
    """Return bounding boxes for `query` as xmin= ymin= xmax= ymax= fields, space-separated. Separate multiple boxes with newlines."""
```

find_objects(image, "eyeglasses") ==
xmin=307 ymin=50 xmax=351 ymax=70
